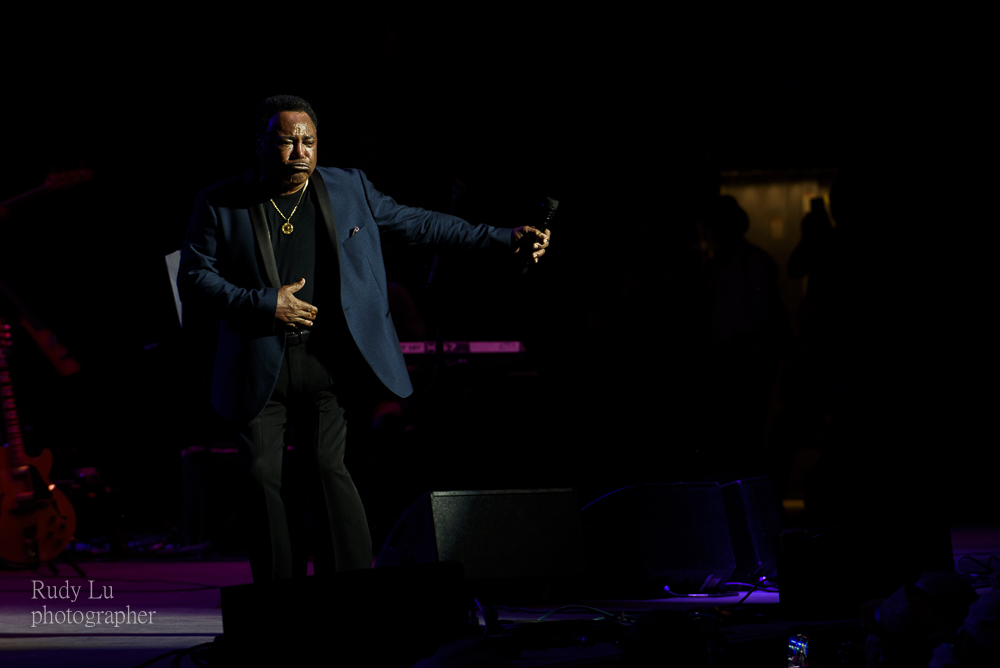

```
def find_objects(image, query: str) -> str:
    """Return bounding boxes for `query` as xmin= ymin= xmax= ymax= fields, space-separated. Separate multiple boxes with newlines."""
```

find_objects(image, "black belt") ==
xmin=285 ymin=329 xmax=311 ymax=347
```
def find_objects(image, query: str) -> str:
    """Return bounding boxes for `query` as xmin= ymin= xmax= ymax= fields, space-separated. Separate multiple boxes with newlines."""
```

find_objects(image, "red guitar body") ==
xmin=0 ymin=448 xmax=76 ymax=564
xmin=0 ymin=319 xmax=76 ymax=564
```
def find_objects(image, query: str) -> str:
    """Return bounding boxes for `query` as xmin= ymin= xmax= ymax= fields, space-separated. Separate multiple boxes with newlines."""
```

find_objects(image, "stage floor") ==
xmin=1 ymin=526 xmax=997 ymax=667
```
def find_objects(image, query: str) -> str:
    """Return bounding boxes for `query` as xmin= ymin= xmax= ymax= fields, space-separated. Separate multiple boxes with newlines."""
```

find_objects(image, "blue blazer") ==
xmin=178 ymin=166 xmax=512 ymax=422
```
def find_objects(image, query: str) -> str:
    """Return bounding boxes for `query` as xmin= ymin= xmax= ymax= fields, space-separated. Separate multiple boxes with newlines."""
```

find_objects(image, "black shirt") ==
xmin=264 ymin=181 xmax=339 ymax=341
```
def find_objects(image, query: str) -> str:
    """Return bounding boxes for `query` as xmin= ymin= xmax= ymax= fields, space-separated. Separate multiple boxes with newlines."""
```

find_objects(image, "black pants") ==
xmin=236 ymin=339 xmax=372 ymax=582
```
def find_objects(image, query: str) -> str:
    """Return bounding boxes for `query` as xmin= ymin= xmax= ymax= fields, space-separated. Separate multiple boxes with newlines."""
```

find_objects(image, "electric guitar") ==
xmin=0 ymin=318 xmax=76 ymax=563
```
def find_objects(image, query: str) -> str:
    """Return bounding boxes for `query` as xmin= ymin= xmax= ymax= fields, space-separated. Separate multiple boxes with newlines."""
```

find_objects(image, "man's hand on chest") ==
xmin=276 ymin=278 xmax=318 ymax=329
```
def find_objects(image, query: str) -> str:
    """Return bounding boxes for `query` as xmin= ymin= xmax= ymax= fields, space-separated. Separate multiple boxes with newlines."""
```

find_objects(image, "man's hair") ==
xmin=254 ymin=95 xmax=319 ymax=138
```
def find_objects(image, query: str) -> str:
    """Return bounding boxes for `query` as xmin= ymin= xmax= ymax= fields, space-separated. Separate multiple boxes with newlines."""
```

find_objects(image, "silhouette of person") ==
xmin=698 ymin=195 xmax=789 ymax=475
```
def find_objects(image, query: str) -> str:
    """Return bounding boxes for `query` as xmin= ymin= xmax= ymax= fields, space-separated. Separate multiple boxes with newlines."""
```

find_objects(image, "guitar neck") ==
xmin=0 ymin=325 xmax=27 ymax=469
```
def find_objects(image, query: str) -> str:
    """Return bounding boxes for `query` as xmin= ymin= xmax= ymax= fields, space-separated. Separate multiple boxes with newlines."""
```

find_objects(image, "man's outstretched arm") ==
xmin=360 ymin=170 xmax=552 ymax=260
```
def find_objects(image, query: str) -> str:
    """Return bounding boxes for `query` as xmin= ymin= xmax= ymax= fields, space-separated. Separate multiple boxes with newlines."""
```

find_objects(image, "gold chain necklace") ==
xmin=270 ymin=179 xmax=309 ymax=235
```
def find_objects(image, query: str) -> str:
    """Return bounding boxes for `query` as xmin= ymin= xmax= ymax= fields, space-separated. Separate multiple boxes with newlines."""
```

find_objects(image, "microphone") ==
xmin=539 ymin=197 xmax=558 ymax=231
xmin=523 ymin=197 xmax=558 ymax=274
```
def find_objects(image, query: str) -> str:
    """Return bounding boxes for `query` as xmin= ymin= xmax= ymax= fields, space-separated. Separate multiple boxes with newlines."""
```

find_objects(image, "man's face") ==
xmin=257 ymin=110 xmax=317 ymax=195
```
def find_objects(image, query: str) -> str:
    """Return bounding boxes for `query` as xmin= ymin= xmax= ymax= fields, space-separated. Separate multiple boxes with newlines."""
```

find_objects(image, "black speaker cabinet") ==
xmin=582 ymin=483 xmax=737 ymax=597
xmin=720 ymin=477 xmax=782 ymax=584
xmin=219 ymin=562 xmax=468 ymax=666
xmin=376 ymin=489 xmax=585 ymax=601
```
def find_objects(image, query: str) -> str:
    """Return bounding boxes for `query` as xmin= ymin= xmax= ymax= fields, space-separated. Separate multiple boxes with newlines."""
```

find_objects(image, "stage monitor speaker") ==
xmin=375 ymin=489 xmax=585 ymax=601
xmin=582 ymin=483 xmax=736 ymax=597
xmin=777 ymin=517 xmax=955 ymax=620
xmin=720 ymin=477 xmax=783 ymax=585
xmin=219 ymin=562 xmax=468 ymax=666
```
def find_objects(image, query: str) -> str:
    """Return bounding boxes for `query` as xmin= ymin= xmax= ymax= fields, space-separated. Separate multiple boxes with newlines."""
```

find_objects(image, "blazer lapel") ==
xmin=248 ymin=203 xmax=281 ymax=289
xmin=310 ymin=170 xmax=342 ymax=266
xmin=244 ymin=169 xmax=282 ymax=289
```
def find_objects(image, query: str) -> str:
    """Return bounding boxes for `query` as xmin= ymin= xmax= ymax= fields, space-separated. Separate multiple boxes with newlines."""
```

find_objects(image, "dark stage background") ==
xmin=0 ymin=25 xmax=991 ymax=554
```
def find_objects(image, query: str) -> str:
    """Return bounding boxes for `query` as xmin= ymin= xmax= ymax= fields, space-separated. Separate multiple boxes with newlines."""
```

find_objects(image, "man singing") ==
xmin=177 ymin=95 xmax=549 ymax=582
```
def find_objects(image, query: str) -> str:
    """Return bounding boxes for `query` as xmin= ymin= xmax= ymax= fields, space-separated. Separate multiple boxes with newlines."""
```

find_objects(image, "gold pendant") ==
xmin=281 ymin=222 xmax=294 ymax=235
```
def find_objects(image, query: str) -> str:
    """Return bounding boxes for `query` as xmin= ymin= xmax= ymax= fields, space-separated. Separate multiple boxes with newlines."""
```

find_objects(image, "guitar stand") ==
xmin=44 ymin=550 xmax=87 ymax=578
xmin=0 ymin=557 xmax=38 ymax=572
xmin=0 ymin=550 xmax=87 ymax=578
